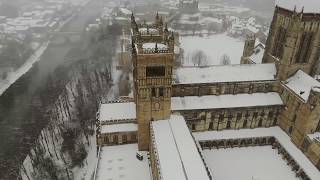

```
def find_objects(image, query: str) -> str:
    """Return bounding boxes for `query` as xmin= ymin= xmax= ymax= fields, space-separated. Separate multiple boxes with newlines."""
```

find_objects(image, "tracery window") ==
xmin=295 ymin=32 xmax=314 ymax=63
xmin=272 ymin=26 xmax=287 ymax=59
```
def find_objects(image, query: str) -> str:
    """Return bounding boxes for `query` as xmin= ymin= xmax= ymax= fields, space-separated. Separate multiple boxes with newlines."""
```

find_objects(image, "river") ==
xmin=0 ymin=0 xmax=105 ymax=178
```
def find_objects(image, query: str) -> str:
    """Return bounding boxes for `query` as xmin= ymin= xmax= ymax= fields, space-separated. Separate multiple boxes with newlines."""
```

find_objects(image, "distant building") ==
xmin=178 ymin=0 xmax=199 ymax=14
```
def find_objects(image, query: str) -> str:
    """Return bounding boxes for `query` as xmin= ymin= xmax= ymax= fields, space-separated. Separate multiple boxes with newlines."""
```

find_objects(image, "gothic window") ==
xmin=236 ymin=113 xmax=242 ymax=120
xmin=258 ymin=119 xmax=263 ymax=127
xmin=104 ymin=136 xmax=109 ymax=144
xmin=159 ymin=87 xmax=164 ymax=97
xmin=272 ymin=26 xmax=287 ymax=59
xmin=122 ymin=134 xmax=127 ymax=143
xmin=151 ymin=88 xmax=156 ymax=97
xmin=219 ymin=114 xmax=224 ymax=122
xmin=272 ymin=118 xmax=277 ymax=126
xmin=146 ymin=66 xmax=165 ymax=77
xmin=268 ymin=111 xmax=274 ymax=119
xmin=295 ymin=32 xmax=314 ymax=63
xmin=245 ymin=112 xmax=250 ymax=118
xmin=113 ymin=135 xmax=118 ymax=143
xmin=192 ymin=124 xmax=196 ymax=131
xmin=243 ymin=120 xmax=248 ymax=127
xmin=132 ymin=134 xmax=137 ymax=141
xmin=209 ymin=122 xmax=213 ymax=130
xmin=226 ymin=121 xmax=231 ymax=129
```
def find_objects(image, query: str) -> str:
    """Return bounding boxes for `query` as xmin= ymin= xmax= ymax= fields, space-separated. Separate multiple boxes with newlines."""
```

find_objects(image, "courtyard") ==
xmin=203 ymin=146 xmax=300 ymax=180
xmin=95 ymin=144 xmax=151 ymax=180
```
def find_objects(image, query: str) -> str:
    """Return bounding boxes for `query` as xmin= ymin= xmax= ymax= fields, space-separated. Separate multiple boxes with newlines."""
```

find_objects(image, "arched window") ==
xmin=258 ymin=119 xmax=263 ymax=127
xmin=243 ymin=120 xmax=248 ymax=128
xmin=113 ymin=135 xmax=118 ymax=144
xmin=122 ymin=134 xmax=127 ymax=143
xmin=209 ymin=122 xmax=213 ymax=130
xmin=226 ymin=121 xmax=231 ymax=129
xmin=132 ymin=134 xmax=137 ymax=141
xmin=104 ymin=136 xmax=109 ymax=144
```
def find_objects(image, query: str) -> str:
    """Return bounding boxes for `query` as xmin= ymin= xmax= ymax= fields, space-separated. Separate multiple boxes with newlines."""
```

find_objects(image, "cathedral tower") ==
xmin=262 ymin=5 xmax=320 ymax=80
xmin=131 ymin=14 xmax=175 ymax=150
xmin=240 ymin=33 xmax=256 ymax=64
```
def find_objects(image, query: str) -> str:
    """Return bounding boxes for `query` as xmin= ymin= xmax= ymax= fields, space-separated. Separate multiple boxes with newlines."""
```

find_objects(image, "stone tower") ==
xmin=262 ymin=5 xmax=320 ymax=80
xmin=240 ymin=33 xmax=256 ymax=64
xmin=291 ymin=87 xmax=320 ymax=147
xmin=131 ymin=14 xmax=175 ymax=150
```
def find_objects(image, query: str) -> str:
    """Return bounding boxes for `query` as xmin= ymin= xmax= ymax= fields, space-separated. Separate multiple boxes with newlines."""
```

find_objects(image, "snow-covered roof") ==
xmin=169 ymin=116 xmax=211 ymax=180
xmin=193 ymin=127 xmax=320 ymax=180
xmin=173 ymin=63 xmax=277 ymax=84
xmin=119 ymin=8 xmax=132 ymax=15
xmin=151 ymin=115 xmax=210 ymax=180
xmin=283 ymin=70 xmax=320 ymax=101
xmin=171 ymin=92 xmax=283 ymax=111
xmin=151 ymin=118 xmax=186 ymax=180
xmin=96 ymin=144 xmax=151 ymax=180
xmin=99 ymin=102 xmax=136 ymax=122
xmin=101 ymin=123 xmax=137 ymax=134
xmin=142 ymin=43 xmax=167 ymax=50
xmin=275 ymin=0 xmax=320 ymax=14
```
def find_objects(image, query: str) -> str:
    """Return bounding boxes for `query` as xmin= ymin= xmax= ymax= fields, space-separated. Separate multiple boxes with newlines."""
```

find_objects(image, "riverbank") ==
xmin=0 ymin=41 xmax=49 ymax=96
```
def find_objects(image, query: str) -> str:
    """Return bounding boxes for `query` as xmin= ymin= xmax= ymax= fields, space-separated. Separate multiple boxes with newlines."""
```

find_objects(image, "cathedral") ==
xmin=95 ymin=1 xmax=320 ymax=180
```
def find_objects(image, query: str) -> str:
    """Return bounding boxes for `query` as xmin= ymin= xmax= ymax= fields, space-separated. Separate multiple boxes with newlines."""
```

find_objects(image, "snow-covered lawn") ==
xmin=204 ymin=146 xmax=300 ymax=180
xmin=180 ymin=33 xmax=244 ymax=66
xmin=95 ymin=144 xmax=151 ymax=180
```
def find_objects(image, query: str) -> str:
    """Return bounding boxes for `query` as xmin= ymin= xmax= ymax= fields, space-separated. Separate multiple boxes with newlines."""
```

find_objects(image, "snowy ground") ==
xmin=204 ymin=146 xmax=300 ymax=180
xmin=180 ymin=33 xmax=244 ymax=66
xmin=95 ymin=144 xmax=151 ymax=180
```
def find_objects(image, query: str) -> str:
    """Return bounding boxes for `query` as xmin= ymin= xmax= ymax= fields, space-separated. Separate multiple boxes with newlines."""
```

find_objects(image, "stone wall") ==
xmin=174 ymin=105 xmax=282 ymax=132
xmin=172 ymin=81 xmax=279 ymax=97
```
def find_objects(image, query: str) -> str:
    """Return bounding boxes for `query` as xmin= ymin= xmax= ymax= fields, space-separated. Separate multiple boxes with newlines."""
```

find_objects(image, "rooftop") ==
xmin=193 ymin=127 xmax=320 ymax=180
xmin=283 ymin=70 xmax=320 ymax=102
xmin=173 ymin=63 xmax=277 ymax=84
xmin=142 ymin=43 xmax=167 ymax=50
xmin=275 ymin=0 xmax=320 ymax=14
xmin=95 ymin=144 xmax=151 ymax=180
xmin=171 ymin=92 xmax=283 ymax=111
xmin=101 ymin=123 xmax=137 ymax=134
xmin=151 ymin=115 xmax=211 ymax=180
xmin=99 ymin=102 xmax=136 ymax=122
xmin=139 ymin=28 xmax=159 ymax=35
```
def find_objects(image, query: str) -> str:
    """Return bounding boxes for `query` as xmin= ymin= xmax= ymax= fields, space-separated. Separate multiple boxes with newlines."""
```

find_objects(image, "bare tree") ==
xmin=192 ymin=50 xmax=208 ymax=66
xmin=220 ymin=54 xmax=231 ymax=65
